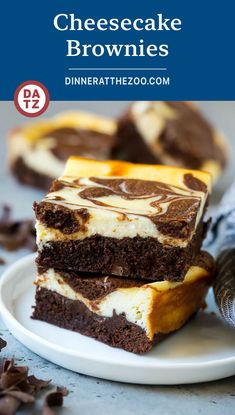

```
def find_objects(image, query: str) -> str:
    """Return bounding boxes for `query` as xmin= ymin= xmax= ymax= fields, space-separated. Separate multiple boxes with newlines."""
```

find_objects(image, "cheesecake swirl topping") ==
xmin=42 ymin=174 xmax=207 ymax=239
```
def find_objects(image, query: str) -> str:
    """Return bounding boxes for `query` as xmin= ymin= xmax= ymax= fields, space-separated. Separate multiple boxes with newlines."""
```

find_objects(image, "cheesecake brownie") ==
xmin=32 ymin=252 xmax=214 ymax=354
xmin=117 ymin=101 xmax=227 ymax=182
xmin=34 ymin=157 xmax=211 ymax=282
xmin=9 ymin=111 xmax=117 ymax=190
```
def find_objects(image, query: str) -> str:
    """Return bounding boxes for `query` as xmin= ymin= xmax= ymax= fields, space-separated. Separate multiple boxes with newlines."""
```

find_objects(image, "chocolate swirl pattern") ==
xmin=42 ymin=127 xmax=117 ymax=161
xmin=42 ymin=174 xmax=207 ymax=241
xmin=34 ymin=160 xmax=210 ymax=282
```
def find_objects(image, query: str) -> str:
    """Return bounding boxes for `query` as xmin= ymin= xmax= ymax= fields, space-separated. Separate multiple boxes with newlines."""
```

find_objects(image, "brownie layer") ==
xmin=36 ymin=219 xmax=208 ymax=282
xmin=32 ymin=287 xmax=155 ymax=354
xmin=12 ymin=157 xmax=53 ymax=190
xmin=37 ymin=268 xmax=146 ymax=300
xmin=37 ymin=251 xmax=213 ymax=301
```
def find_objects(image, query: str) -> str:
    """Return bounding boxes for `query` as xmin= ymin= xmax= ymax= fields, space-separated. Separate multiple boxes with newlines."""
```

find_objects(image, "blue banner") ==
xmin=1 ymin=0 xmax=234 ymax=100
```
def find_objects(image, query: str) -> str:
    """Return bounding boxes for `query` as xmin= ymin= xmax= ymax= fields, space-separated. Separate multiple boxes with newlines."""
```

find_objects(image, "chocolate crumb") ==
xmin=27 ymin=375 xmax=51 ymax=393
xmin=0 ymin=205 xmax=36 ymax=252
xmin=43 ymin=386 xmax=68 ymax=415
xmin=0 ymin=359 xmax=35 ymax=414
xmin=0 ymin=258 xmax=5 ymax=266
xmin=0 ymin=340 xmax=67 ymax=414
xmin=0 ymin=338 xmax=6 ymax=351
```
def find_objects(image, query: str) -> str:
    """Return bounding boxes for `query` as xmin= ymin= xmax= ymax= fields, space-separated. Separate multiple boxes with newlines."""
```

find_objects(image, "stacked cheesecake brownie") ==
xmin=32 ymin=157 xmax=215 ymax=354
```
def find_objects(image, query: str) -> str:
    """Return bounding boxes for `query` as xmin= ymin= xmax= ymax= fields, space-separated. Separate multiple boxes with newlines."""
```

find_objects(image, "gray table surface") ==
xmin=0 ymin=102 xmax=235 ymax=414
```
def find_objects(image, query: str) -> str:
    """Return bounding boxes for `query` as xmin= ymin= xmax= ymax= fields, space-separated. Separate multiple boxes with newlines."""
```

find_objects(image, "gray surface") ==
xmin=0 ymin=101 xmax=235 ymax=414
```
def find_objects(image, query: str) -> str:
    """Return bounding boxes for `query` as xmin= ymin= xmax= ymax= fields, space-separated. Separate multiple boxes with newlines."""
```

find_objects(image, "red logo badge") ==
xmin=14 ymin=81 xmax=50 ymax=117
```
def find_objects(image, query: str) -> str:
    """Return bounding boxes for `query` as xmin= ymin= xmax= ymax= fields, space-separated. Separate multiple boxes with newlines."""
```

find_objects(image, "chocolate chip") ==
xmin=0 ymin=258 xmax=6 ymax=265
xmin=0 ymin=341 xmax=67 ymax=415
xmin=42 ymin=386 xmax=68 ymax=415
xmin=0 ymin=205 xmax=36 ymax=252
xmin=0 ymin=338 xmax=6 ymax=351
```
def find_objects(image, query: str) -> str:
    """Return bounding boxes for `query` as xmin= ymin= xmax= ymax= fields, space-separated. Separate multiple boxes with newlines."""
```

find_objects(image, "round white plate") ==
xmin=0 ymin=254 xmax=235 ymax=385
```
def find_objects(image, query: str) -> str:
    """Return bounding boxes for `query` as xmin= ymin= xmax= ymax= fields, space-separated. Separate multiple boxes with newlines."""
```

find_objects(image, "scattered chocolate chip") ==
xmin=4 ymin=389 xmax=35 ymax=403
xmin=27 ymin=375 xmax=51 ymax=394
xmin=0 ymin=338 xmax=6 ymax=352
xmin=0 ymin=258 xmax=6 ymax=266
xmin=0 ymin=358 xmax=53 ymax=415
xmin=0 ymin=205 xmax=36 ymax=252
xmin=0 ymin=340 xmax=67 ymax=414
xmin=42 ymin=386 xmax=68 ymax=415
xmin=0 ymin=359 xmax=33 ymax=415
xmin=0 ymin=394 xmax=21 ymax=415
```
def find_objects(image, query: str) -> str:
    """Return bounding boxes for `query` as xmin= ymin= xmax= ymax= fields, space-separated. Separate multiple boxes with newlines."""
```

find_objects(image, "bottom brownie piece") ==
xmin=32 ymin=252 xmax=214 ymax=354
xmin=33 ymin=288 xmax=156 ymax=353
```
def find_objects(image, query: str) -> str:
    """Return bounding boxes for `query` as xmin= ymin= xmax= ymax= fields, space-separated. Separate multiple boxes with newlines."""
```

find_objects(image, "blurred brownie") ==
xmin=32 ymin=252 xmax=215 ymax=354
xmin=34 ymin=157 xmax=211 ymax=282
xmin=9 ymin=111 xmax=117 ymax=190
xmin=117 ymin=101 xmax=227 ymax=182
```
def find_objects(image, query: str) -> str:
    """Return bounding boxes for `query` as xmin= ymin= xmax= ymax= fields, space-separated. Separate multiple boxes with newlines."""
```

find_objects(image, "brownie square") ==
xmin=34 ymin=157 xmax=211 ymax=281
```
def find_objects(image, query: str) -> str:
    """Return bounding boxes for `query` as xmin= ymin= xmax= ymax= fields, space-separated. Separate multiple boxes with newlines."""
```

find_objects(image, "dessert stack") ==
xmin=32 ymin=157 xmax=215 ymax=354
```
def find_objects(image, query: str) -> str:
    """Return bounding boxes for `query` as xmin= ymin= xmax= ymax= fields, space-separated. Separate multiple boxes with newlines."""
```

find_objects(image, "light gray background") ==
xmin=0 ymin=102 xmax=235 ymax=414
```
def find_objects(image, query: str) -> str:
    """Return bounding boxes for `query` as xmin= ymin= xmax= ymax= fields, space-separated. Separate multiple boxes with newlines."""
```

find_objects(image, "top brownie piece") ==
xmin=9 ymin=111 xmax=117 ymax=190
xmin=35 ymin=157 xmax=211 ymax=281
xmin=117 ymin=101 xmax=227 ymax=183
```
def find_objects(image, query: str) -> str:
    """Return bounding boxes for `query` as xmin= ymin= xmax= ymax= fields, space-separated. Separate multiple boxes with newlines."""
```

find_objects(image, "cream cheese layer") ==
xmin=36 ymin=264 xmax=211 ymax=340
xmin=36 ymin=170 xmax=209 ymax=247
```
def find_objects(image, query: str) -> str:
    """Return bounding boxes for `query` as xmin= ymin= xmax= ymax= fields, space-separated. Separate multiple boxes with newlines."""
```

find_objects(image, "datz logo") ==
xmin=53 ymin=13 xmax=182 ymax=58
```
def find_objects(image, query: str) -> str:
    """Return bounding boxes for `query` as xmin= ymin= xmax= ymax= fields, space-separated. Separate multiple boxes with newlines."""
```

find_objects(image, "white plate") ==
xmin=0 ymin=254 xmax=235 ymax=385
